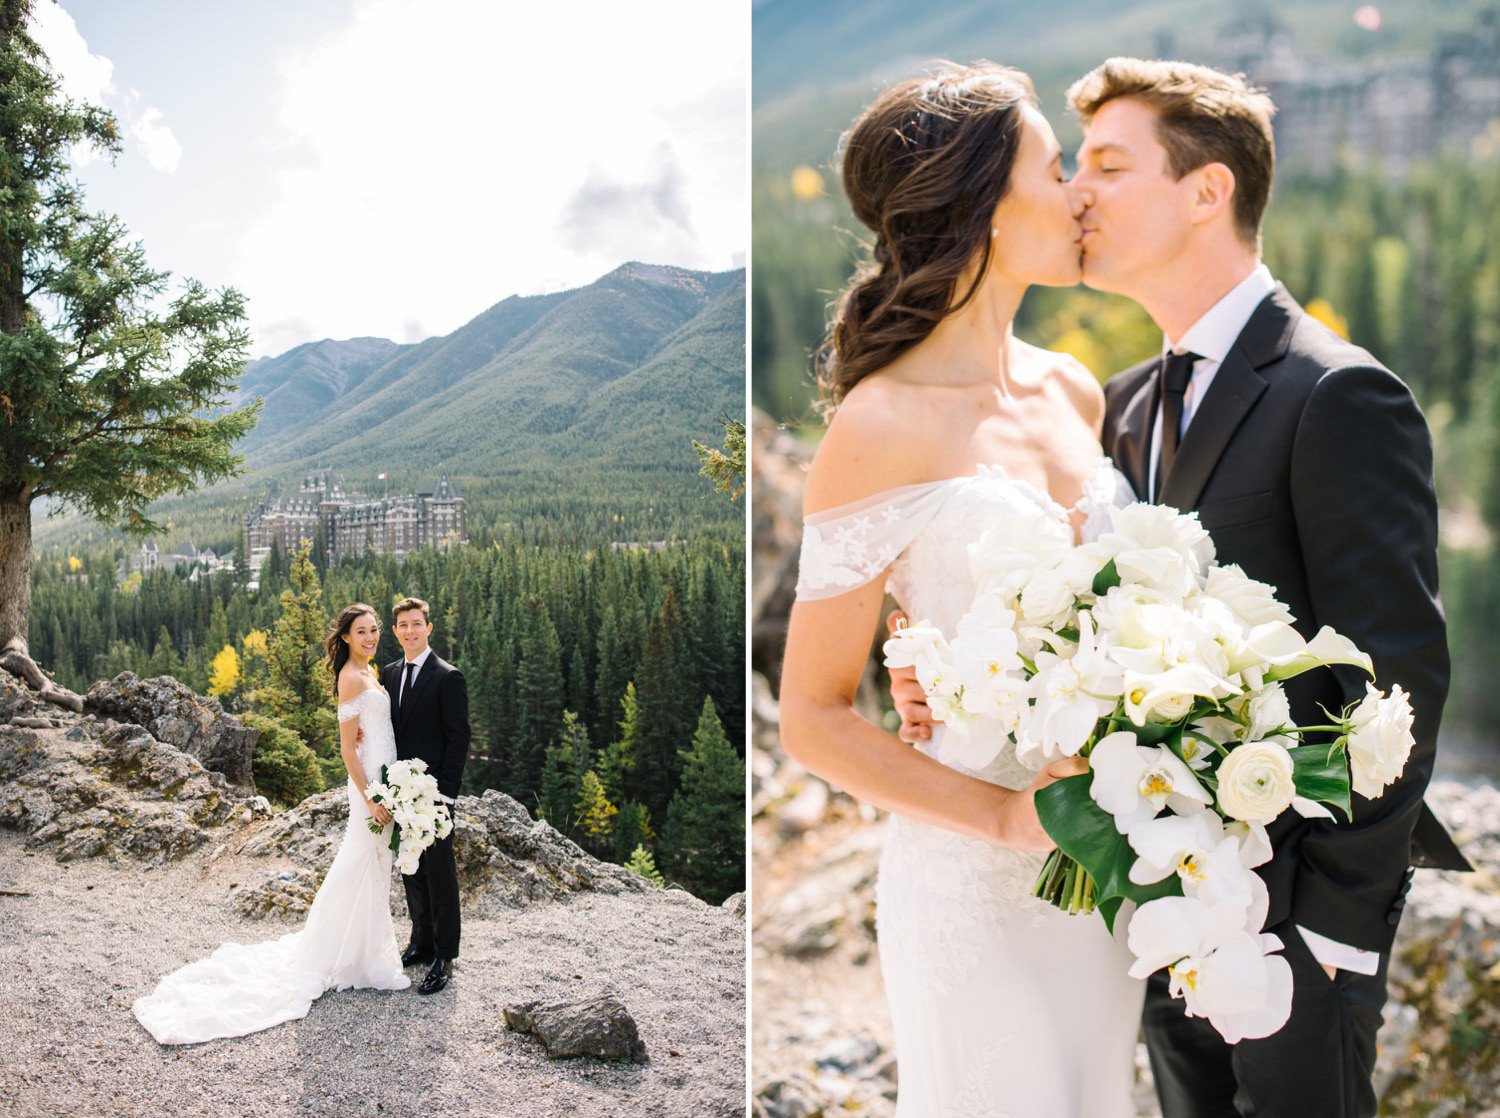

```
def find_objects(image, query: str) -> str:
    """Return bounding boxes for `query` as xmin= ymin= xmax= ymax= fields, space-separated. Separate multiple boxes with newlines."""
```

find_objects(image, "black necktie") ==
xmin=399 ymin=661 xmax=415 ymax=715
xmin=1155 ymin=350 xmax=1200 ymax=500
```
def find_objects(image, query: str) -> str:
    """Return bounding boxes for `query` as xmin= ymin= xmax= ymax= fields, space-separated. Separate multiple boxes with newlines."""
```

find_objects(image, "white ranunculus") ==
xmin=1215 ymin=739 xmax=1296 ymax=823
xmin=1090 ymin=731 xmax=1213 ymax=831
xmin=1345 ymin=683 xmax=1415 ymax=799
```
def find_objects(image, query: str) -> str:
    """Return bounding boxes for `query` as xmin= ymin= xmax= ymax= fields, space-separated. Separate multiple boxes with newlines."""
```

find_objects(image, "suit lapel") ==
xmin=1158 ymin=284 xmax=1298 ymax=510
xmin=1114 ymin=366 xmax=1159 ymax=500
xmin=397 ymin=654 xmax=439 ymax=729
xmin=1160 ymin=347 xmax=1268 ymax=510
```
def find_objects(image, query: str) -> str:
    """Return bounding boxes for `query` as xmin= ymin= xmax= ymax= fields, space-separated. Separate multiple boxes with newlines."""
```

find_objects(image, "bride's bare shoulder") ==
xmin=1016 ymin=340 xmax=1105 ymax=428
xmin=336 ymin=664 xmax=374 ymax=703
xmin=803 ymin=376 xmax=935 ymax=515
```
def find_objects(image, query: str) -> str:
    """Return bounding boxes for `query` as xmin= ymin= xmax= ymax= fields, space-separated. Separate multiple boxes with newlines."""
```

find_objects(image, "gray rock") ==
xmin=503 ymin=993 xmax=649 ymax=1063
xmin=232 ymin=867 xmax=326 ymax=918
xmin=722 ymin=892 xmax=746 ymax=917
xmin=85 ymin=673 xmax=256 ymax=790
xmin=0 ymin=707 xmax=243 ymax=865
xmin=453 ymin=789 xmax=651 ymax=905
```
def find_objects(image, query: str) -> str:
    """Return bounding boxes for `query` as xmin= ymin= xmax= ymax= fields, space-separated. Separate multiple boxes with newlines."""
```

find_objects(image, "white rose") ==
xmin=1346 ymin=683 xmax=1415 ymax=799
xmin=1202 ymin=564 xmax=1293 ymax=627
xmin=1215 ymin=739 xmax=1296 ymax=823
xmin=1242 ymin=684 xmax=1291 ymax=742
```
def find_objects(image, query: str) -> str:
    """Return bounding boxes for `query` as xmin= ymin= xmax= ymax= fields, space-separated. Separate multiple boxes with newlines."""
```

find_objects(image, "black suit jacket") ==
xmin=382 ymin=652 xmax=471 ymax=801
xmin=1102 ymin=283 xmax=1469 ymax=954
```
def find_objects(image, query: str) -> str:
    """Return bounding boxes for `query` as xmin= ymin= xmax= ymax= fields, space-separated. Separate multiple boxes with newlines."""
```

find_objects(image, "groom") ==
xmin=382 ymin=596 xmax=470 ymax=995
xmin=895 ymin=58 xmax=1470 ymax=1118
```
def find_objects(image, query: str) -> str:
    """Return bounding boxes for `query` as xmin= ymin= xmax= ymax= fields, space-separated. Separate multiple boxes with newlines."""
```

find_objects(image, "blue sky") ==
xmin=30 ymin=1 xmax=747 ymax=357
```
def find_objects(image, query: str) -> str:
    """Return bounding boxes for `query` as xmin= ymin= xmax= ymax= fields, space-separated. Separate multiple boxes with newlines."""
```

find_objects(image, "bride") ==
xmin=133 ymin=603 xmax=409 ymax=1045
xmin=779 ymin=64 xmax=1142 ymax=1115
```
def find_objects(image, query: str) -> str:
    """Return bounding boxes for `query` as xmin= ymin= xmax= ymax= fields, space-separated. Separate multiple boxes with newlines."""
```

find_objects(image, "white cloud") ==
xmin=236 ymin=0 xmax=747 ymax=356
xmin=27 ymin=3 xmax=181 ymax=175
xmin=132 ymin=107 xmax=182 ymax=174
xmin=26 ymin=0 xmax=113 ymax=104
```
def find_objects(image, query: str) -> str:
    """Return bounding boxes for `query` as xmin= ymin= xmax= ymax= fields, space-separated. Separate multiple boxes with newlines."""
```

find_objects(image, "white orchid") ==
xmin=1345 ymin=683 xmax=1415 ymax=799
xmin=1089 ymin=731 xmax=1213 ymax=831
xmin=1127 ymin=811 xmax=1229 ymax=887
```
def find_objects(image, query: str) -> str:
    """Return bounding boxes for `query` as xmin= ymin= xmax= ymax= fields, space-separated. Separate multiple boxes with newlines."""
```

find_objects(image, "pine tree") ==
xmin=634 ymin=588 xmax=697 ymax=819
xmin=661 ymin=697 xmax=744 ymax=903
xmin=0 ymin=1 xmax=257 ymax=705
xmin=592 ymin=605 xmax=627 ymax=743
xmin=573 ymin=770 xmax=618 ymax=855
xmin=513 ymin=595 xmax=564 ymax=800
xmin=146 ymin=625 xmax=181 ymax=678
xmin=258 ymin=542 xmax=336 ymax=767
xmin=624 ymin=844 xmax=664 ymax=887
xmin=612 ymin=800 xmax=654 ymax=863
xmin=597 ymin=681 xmax=640 ymax=805
xmin=242 ymin=711 xmax=322 ymax=808
xmin=538 ymin=710 xmax=591 ymax=833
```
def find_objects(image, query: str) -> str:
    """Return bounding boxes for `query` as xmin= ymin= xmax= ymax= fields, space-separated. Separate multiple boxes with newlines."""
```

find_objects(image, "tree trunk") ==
xmin=0 ymin=491 xmax=31 ymax=656
xmin=0 ymin=491 xmax=80 ymax=711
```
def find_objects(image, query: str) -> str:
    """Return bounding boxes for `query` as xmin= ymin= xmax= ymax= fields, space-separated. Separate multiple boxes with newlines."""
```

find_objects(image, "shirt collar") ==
xmin=403 ymin=646 xmax=432 ymax=670
xmin=1164 ymin=264 xmax=1276 ymax=364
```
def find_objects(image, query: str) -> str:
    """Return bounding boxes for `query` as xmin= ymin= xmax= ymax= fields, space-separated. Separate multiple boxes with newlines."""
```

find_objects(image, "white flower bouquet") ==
xmin=364 ymin=759 xmax=454 ymax=875
xmin=883 ymin=501 xmax=1416 ymax=1041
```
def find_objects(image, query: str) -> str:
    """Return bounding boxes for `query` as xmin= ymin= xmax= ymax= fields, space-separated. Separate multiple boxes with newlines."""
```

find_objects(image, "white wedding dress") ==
xmin=133 ymin=685 xmax=409 ymax=1045
xmin=796 ymin=458 xmax=1146 ymax=1117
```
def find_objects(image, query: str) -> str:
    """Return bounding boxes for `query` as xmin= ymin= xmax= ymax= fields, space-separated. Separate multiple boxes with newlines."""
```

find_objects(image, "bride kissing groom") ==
xmin=781 ymin=56 xmax=1468 ymax=1118
xmin=134 ymin=596 xmax=470 ymax=1045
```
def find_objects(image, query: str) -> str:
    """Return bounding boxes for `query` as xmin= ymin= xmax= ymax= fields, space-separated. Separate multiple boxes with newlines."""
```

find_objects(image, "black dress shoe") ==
xmin=417 ymin=957 xmax=452 ymax=995
xmin=402 ymin=946 xmax=435 ymax=968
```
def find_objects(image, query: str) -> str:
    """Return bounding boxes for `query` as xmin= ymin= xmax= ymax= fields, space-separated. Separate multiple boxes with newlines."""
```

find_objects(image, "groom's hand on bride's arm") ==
xmin=885 ymin=610 xmax=933 ymax=743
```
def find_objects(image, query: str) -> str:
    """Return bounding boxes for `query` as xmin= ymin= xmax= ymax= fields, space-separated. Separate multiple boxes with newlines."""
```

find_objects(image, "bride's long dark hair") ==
xmin=817 ymin=62 xmax=1036 ymax=407
xmin=322 ymin=603 xmax=381 ymax=698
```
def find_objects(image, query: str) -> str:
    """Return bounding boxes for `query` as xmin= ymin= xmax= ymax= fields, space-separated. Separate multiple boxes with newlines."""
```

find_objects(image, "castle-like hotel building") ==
xmin=244 ymin=469 xmax=467 ymax=565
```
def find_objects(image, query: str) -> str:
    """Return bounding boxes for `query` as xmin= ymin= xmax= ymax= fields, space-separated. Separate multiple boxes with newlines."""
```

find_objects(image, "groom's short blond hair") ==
xmin=1068 ymin=58 xmax=1276 ymax=248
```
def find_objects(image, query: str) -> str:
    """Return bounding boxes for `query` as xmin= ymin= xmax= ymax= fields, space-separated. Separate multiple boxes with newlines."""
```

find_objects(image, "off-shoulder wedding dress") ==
xmin=796 ymin=459 xmax=1145 ymax=1118
xmin=133 ymin=685 xmax=408 ymax=1045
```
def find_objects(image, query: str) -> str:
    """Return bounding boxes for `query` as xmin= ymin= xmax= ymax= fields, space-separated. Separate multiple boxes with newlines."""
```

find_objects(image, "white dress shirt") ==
xmin=397 ymin=646 xmax=453 ymax=805
xmin=1147 ymin=262 xmax=1378 ymax=976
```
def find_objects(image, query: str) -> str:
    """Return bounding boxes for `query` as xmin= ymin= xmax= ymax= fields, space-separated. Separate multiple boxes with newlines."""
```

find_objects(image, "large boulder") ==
xmin=0 ymin=717 xmax=243 ymax=864
xmin=455 ymin=789 xmax=650 ymax=904
xmin=504 ymin=993 xmax=649 ymax=1063
xmin=85 ymin=672 xmax=257 ymax=790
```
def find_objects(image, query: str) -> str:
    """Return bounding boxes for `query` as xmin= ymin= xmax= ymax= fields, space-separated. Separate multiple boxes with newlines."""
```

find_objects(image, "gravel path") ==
xmin=0 ymin=831 xmax=745 ymax=1117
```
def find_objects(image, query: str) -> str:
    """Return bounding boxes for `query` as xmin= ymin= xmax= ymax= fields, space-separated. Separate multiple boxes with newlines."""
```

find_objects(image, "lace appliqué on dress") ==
xmin=794 ymin=480 xmax=956 ymax=600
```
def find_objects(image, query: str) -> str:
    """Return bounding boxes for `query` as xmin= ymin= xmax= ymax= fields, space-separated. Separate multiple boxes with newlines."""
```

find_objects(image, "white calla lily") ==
xmin=1261 ymin=626 xmax=1374 ymax=681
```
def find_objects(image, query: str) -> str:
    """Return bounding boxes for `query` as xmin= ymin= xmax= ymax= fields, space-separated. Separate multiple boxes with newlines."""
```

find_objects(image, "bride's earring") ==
xmin=991 ymin=227 xmax=999 ymax=238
